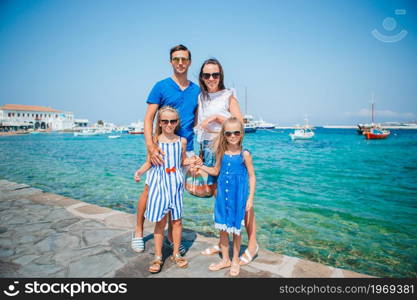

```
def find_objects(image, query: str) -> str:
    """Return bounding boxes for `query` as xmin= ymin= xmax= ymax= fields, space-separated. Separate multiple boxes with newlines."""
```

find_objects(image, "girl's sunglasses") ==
xmin=202 ymin=72 xmax=220 ymax=80
xmin=224 ymin=131 xmax=241 ymax=137
xmin=161 ymin=119 xmax=178 ymax=125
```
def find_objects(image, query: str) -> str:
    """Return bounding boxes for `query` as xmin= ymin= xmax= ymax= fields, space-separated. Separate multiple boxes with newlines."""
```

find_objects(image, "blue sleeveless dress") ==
xmin=145 ymin=139 xmax=184 ymax=222
xmin=214 ymin=151 xmax=249 ymax=235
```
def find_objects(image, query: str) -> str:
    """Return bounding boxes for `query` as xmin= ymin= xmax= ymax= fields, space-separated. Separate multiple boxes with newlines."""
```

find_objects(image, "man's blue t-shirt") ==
xmin=147 ymin=77 xmax=200 ymax=151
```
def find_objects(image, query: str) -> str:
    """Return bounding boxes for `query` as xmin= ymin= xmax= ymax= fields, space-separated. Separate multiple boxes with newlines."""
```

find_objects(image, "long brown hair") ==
xmin=154 ymin=106 xmax=180 ymax=137
xmin=213 ymin=117 xmax=244 ymax=159
xmin=198 ymin=58 xmax=226 ymax=103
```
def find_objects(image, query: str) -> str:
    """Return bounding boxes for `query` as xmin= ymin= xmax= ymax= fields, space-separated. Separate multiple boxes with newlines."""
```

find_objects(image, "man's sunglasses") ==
xmin=172 ymin=57 xmax=189 ymax=64
xmin=224 ymin=131 xmax=241 ymax=137
xmin=202 ymin=72 xmax=220 ymax=80
xmin=160 ymin=119 xmax=178 ymax=125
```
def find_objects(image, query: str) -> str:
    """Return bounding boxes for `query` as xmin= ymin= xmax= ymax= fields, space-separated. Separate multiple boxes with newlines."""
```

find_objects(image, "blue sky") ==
xmin=0 ymin=0 xmax=416 ymax=126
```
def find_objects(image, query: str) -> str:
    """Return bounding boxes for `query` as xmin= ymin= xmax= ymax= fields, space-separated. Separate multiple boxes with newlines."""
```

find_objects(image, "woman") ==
xmin=196 ymin=58 xmax=259 ymax=265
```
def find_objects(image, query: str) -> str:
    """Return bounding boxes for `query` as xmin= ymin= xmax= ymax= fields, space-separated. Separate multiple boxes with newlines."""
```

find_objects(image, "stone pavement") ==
xmin=0 ymin=180 xmax=372 ymax=278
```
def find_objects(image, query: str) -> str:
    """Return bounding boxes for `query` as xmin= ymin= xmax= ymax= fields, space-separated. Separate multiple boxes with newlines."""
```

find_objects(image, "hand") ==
xmin=200 ymin=118 xmax=212 ymax=131
xmin=193 ymin=156 xmax=203 ymax=166
xmin=200 ymin=116 xmax=220 ymax=133
xmin=134 ymin=170 xmax=142 ymax=182
xmin=245 ymin=201 xmax=253 ymax=212
xmin=148 ymin=144 xmax=164 ymax=166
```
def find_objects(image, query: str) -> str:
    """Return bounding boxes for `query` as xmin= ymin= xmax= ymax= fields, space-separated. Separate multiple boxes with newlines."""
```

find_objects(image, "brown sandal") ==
xmin=208 ymin=260 xmax=231 ymax=271
xmin=148 ymin=256 xmax=163 ymax=273
xmin=170 ymin=253 xmax=188 ymax=268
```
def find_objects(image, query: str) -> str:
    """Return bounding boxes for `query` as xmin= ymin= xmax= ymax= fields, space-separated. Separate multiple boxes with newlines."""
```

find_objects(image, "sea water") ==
xmin=1 ymin=128 xmax=416 ymax=277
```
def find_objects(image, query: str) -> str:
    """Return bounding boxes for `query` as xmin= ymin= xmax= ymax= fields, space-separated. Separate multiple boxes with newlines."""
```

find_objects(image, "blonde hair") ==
xmin=155 ymin=106 xmax=180 ymax=137
xmin=213 ymin=117 xmax=245 ymax=159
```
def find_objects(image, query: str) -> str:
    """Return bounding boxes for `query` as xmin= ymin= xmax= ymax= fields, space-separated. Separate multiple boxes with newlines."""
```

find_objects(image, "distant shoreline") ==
xmin=0 ymin=131 xmax=31 ymax=136
xmin=320 ymin=125 xmax=417 ymax=129
xmin=2 ymin=126 xmax=417 ymax=137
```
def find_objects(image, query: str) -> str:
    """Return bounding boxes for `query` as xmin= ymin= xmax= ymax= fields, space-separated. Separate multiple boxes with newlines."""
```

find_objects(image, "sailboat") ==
xmin=358 ymin=94 xmax=390 ymax=139
xmin=364 ymin=127 xmax=390 ymax=139
xmin=243 ymin=87 xmax=257 ymax=133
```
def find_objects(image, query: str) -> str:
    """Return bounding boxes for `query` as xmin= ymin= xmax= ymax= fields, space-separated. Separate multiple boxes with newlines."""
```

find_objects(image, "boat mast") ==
xmin=245 ymin=86 xmax=247 ymax=115
xmin=371 ymin=92 xmax=375 ymax=124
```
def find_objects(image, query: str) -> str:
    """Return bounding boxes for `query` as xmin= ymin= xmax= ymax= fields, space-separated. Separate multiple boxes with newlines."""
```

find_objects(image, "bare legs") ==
xmin=219 ymin=231 xmax=231 ymax=265
xmin=153 ymin=215 xmax=167 ymax=257
xmin=135 ymin=185 xmax=175 ymax=240
xmin=244 ymin=207 xmax=258 ymax=252
xmin=171 ymin=219 xmax=182 ymax=257
xmin=134 ymin=185 xmax=149 ymax=238
xmin=150 ymin=214 xmax=187 ymax=272
xmin=152 ymin=214 xmax=182 ymax=257
xmin=209 ymin=231 xmax=241 ymax=276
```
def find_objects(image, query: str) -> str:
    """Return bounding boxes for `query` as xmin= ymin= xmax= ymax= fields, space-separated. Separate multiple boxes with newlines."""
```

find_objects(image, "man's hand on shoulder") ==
xmin=148 ymin=143 xmax=164 ymax=165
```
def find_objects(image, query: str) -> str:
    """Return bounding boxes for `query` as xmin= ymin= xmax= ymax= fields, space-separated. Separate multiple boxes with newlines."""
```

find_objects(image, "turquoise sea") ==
xmin=1 ymin=128 xmax=416 ymax=277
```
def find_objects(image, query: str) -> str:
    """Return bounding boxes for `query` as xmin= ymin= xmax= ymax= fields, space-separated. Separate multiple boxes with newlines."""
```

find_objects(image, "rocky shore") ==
xmin=0 ymin=179 xmax=372 ymax=278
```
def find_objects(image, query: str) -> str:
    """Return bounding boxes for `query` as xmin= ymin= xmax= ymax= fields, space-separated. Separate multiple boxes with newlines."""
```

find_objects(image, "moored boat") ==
xmin=128 ymin=121 xmax=144 ymax=134
xmin=290 ymin=118 xmax=314 ymax=140
xmin=364 ymin=128 xmax=390 ymax=139
xmin=255 ymin=118 xmax=276 ymax=129
xmin=357 ymin=123 xmax=373 ymax=135
xmin=74 ymin=129 xmax=101 ymax=136
xmin=290 ymin=127 xmax=314 ymax=140
xmin=243 ymin=115 xmax=257 ymax=133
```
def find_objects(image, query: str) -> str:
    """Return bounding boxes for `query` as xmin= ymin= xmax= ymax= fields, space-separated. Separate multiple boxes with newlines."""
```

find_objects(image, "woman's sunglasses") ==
xmin=202 ymin=72 xmax=220 ymax=80
xmin=160 ymin=119 xmax=178 ymax=125
xmin=224 ymin=131 xmax=241 ymax=137
xmin=172 ymin=57 xmax=189 ymax=64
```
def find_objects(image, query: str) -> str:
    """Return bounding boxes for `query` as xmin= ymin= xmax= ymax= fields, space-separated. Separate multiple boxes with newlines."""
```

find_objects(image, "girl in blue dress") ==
xmin=196 ymin=117 xmax=256 ymax=276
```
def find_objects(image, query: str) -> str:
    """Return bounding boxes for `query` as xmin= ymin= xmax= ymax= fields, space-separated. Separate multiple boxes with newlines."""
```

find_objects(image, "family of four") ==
xmin=131 ymin=45 xmax=258 ymax=277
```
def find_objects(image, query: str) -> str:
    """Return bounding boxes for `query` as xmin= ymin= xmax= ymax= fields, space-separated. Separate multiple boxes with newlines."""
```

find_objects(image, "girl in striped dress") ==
xmin=135 ymin=106 xmax=193 ymax=273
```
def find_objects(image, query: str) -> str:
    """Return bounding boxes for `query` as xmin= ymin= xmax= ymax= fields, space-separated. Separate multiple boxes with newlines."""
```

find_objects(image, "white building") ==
xmin=74 ymin=119 xmax=89 ymax=128
xmin=0 ymin=104 xmax=74 ymax=131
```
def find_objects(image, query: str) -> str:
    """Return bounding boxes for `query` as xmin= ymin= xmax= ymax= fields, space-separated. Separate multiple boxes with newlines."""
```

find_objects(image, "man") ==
xmin=131 ymin=45 xmax=200 ymax=253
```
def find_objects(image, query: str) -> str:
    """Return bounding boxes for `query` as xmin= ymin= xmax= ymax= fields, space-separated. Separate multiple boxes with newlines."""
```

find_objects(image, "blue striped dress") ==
xmin=145 ymin=138 xmax=184 ymax=222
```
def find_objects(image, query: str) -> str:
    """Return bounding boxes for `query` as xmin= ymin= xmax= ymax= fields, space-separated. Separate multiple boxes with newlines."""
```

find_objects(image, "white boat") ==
xmin=242 ymin=88 xmax=257 ymax=133
xmin=108 ymin=135 xmax=121 ymax=139
xmin=128 ymin=121 xmax=144 ymax=134
xmin=254 ymin=118 xmax=276 ymax=129
xmin=290 ymin=119 xmax=314 ymax=140
xmin=74 ymin=129 xmax=101 ymax=136
xmin=243 ymin=114 xmax=257 ymax=133
xmin=289 ymin=127 xmax=315 ymax=140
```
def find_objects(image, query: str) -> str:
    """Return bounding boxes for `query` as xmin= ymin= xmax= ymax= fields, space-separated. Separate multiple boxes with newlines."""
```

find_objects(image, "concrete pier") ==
xmin=0 ymin=179 xmax=372 ymax=278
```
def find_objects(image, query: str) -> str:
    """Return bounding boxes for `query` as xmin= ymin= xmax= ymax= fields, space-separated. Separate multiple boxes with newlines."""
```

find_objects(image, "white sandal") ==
xmin=239 ymin=244 xmax=259 ymax=265
xmin=201 ymin=244 xmax=221 ymax=256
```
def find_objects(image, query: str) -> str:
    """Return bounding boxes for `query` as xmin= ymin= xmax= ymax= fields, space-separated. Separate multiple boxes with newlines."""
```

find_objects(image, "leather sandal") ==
xmin=170 ymin=253 xmax=188 ymax=268
xmin=208 ymin=260 xmax=231 ymax=271
xmin=148 ymin=256 xmax=163 ymax=273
